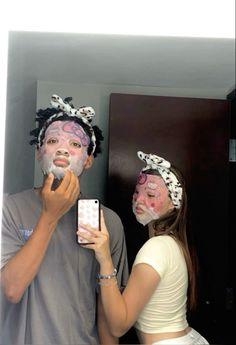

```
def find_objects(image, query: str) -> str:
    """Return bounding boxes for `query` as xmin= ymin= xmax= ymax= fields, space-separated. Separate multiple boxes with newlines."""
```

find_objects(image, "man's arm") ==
xmin=97 ymin=293 xmax=119 ymax=344
xmin=0 ymin=171 xmax=80 ymax=303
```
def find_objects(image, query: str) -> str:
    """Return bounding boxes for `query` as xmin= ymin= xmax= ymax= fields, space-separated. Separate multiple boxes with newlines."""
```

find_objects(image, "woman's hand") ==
xmin=77 ymin=210 xmax=112 ymax=265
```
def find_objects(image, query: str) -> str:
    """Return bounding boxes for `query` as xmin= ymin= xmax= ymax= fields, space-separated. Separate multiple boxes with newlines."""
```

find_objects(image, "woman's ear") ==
xmin=84 ymin=155 xmax=94 ymax=170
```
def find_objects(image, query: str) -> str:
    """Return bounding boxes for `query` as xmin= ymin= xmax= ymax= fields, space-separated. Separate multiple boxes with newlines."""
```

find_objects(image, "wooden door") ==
xmin=107 ymin=93 xmax=230 ymax=344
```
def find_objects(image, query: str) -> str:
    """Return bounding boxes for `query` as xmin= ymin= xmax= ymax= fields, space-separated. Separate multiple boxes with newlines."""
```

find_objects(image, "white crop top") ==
xmin=133 ymin=235 xmax=188 ymax=333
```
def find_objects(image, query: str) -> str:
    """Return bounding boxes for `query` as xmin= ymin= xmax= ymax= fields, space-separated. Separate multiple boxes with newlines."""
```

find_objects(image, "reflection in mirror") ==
xmin=1 ymin=28 xmax=235 ymax=345
xmin=4 ymin=31 xmax=235 ymax=202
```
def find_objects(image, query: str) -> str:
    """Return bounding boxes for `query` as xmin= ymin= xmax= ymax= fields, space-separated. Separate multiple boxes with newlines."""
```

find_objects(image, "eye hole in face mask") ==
xmin=47 ymin=137 xmax=58 ymax=145
xmin=69 ymin=140 xmax=82 ymax=148
xmin=147 ymin=193 xmax=156 ymax=198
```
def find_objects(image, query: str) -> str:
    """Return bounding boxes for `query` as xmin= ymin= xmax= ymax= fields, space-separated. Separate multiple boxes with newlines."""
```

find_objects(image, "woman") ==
xmin=78 ymin=150 xmax=209 ymax=344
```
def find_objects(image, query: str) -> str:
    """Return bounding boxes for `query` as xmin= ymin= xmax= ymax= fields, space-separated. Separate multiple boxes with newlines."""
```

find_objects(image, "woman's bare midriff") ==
xmin=135 ymin=326 xmax=192 ymax=344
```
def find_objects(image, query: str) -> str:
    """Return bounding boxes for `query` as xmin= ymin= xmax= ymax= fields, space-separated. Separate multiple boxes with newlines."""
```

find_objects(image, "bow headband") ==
xmin=137 ymin=151 xmax=183 ymax=209
xmin=37 ymin=94 xmax=97 ymax=153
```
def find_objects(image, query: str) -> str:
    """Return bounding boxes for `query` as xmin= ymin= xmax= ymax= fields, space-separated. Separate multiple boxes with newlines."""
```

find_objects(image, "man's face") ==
xmin=37 ymin=120 xmax=91 ymax=179
xmin=132 ymin=173 xmax=173 ymax=226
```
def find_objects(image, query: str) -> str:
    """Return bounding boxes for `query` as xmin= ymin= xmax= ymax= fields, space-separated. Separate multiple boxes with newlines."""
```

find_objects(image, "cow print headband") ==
xmin=137 ymin=151 xmax=183 ymax=209
xmin=37 ymin=94 xmax=97 ymax=153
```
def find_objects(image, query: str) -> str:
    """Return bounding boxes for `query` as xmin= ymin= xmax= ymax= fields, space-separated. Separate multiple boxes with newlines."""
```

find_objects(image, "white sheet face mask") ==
xmin=37 ymin=121 xmax=90 ymax=179
xmin=132 ymin=203 xmax=160 ymax=226
xmin=132 ymin=173 xmax=173 ymax=226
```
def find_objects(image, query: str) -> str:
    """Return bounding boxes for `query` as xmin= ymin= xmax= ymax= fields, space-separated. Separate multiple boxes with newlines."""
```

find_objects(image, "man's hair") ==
xmin=29 ymin=103 xmax=104 ymax=157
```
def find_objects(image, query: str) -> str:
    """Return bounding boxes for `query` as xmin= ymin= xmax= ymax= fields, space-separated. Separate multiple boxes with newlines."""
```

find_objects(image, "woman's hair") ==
xmin=29 ymin=108 xmax=104 ymax=158
xmin=146 ymin=167 xmax=197 ymax=310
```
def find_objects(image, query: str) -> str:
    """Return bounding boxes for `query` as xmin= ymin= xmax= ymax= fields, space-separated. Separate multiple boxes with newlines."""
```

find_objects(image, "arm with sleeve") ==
xmin=133 ymin=235 xmax=189 ymax=333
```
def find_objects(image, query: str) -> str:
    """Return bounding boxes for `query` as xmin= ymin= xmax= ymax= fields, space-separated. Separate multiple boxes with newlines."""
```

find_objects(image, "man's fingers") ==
xmin=56 ymin=170 xmax=72 ymax=192
xmin=66 ymin=172 xmax=80 ymax=198
xmin=42 ymin=173 xmax=54 ymax=193
xmin=56 ymin=171 xmax=80 ymax=198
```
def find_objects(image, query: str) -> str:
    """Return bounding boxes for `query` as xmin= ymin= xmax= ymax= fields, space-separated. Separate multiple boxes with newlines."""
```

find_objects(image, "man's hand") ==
xmin=41 ymin=170 xmax=80 ymax=223
xmin=0 ymin=170 xmax=80 ymax=303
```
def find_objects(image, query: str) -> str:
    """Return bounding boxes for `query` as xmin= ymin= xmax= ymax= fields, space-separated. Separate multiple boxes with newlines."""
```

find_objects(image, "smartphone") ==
xmin=77 ymin=199 xmax=100 ymax=244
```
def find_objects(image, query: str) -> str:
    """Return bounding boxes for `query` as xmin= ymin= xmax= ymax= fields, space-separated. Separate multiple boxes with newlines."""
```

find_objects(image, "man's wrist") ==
xmin=39 ymin=210 xmax=58 ymax=230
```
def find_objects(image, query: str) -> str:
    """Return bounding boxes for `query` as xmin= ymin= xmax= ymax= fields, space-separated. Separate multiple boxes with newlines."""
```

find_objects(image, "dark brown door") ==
xmin=107 ymin=93 xmax=230 ymax=344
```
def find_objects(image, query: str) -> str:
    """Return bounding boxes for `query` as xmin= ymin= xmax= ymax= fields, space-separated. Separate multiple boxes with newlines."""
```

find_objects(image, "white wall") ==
xmin=35 ymin=80 xmax=228 ymax=203
xmin=3 ymin=81 xmax=37 ymax=194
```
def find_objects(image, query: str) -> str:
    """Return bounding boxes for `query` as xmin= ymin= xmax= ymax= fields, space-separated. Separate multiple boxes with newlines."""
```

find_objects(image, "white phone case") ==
xmin=77 ymin=199 xmax=100 ymax=244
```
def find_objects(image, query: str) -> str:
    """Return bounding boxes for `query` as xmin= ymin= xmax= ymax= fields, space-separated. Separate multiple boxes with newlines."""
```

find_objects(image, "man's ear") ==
xmin=84 ymin=155 xmax=94 ymax=170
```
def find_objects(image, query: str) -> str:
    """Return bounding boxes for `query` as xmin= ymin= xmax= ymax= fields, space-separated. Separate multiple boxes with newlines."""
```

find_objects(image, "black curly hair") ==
xmin=29 ymin=97 xmax=104 ymax=158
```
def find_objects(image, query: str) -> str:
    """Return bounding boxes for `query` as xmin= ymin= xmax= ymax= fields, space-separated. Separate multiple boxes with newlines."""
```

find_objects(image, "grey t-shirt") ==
xmin=1 ymin=189 xmax=129 ymax=345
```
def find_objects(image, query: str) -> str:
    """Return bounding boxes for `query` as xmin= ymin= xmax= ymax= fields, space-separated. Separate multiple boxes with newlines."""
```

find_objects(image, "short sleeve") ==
xmin=1 ymin=195 xmax=24 ymax=269
xmin=133 ymin=236 xmax=171 ymax=278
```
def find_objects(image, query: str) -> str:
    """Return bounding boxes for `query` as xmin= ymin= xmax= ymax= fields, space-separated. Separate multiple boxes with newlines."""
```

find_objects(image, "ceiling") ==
xmin=7 ymin=31 xmax=235 ymax=94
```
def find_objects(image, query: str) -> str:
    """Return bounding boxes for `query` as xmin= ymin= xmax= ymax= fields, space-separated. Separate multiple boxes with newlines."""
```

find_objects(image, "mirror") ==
xmin=4 ymin=31 xmax=235 ymax=202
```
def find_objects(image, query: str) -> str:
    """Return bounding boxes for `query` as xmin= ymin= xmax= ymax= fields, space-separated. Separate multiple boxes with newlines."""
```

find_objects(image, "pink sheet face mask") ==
xmin=37 ymin=120 xmax=90 ymax=179
xmin=132 ymin=173 xmax=173 ymax=226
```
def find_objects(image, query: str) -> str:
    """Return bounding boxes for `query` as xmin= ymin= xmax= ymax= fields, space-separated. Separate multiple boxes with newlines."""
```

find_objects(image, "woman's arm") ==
xmin=78 ymin=211 xmax=160 ymax=337
xmin=97 ymin=294 xmax=118 ymax=344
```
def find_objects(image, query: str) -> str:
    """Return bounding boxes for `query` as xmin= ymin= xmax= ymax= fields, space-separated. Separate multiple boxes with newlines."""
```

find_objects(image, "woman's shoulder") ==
xmin=134 ymin=236 xmax=176 ymax=276
xmin=145 ymin=235 xmax=177 ymax=247
xmin=139 ymin=235 xmax=180 ymax=258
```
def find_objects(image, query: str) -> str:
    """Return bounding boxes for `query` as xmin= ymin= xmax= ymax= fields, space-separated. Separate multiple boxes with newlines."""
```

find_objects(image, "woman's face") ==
xmin=132 ymin=173 xmax=174 ymax=226
xmin=37 ymin=120 xmax=91 ymax=179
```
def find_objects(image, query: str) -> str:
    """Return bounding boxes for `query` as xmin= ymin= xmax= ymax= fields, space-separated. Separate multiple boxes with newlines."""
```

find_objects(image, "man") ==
xmin=0 ymin=94 xmax=129 ymax=345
